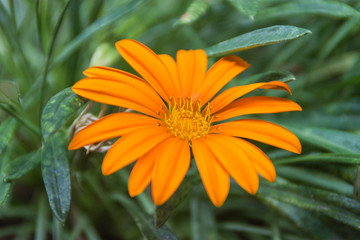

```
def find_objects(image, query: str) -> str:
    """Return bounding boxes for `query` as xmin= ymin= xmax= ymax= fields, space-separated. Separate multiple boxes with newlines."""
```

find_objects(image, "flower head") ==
xmin=69 ymin=39 xmax=302 ymax=206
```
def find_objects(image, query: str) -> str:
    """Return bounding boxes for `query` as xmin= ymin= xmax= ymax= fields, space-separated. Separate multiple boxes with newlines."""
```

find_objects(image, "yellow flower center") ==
xmin=164 ymin=97 xmax=212 ymax=141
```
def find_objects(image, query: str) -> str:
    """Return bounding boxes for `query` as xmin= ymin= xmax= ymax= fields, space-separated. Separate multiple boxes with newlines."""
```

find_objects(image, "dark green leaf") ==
xmin=41 ymin=87 xmax=87 ymax=140
xmin=275 ymin=153 xmax=360 ymax=166
xmin=205 ymin=25 xmax=311 ymax=57
xmin=285 ymin=126 xmax=360 ymax=154
xmin=259 ymin=181 xmax=360 ymax=231
xmin=111 ymin=193 xmax=178 ymax=240
xmin=263 ymin=178 xmax=360 ymax=215
xmin=0 ymin=173 xmax=11 ymax=207
xmin=277 ymin=166 xmax=353 ymax=196
xmin=260 ymin=197 xmax=341 ymax=240
xmin=155 ymin=170 xmax=201 ymax=228
xmin=41 ymin=131 xmax=71 ymax=223
xmin=3 ymin=150 xmax=41 ymax=182
xmin=0 ymin=118 xmax=17 ymax=154
xmin=227 ymin=0 xmax=259 ymax=19
xmin=259 ymin=0 xmax=360 ymax=20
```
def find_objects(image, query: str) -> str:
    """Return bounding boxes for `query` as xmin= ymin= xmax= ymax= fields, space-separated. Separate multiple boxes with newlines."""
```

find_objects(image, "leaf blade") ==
xmin=205 ymin=25 xmax=312 ymax=57
xmin=41 ymin=131 xmax=71 ymax=223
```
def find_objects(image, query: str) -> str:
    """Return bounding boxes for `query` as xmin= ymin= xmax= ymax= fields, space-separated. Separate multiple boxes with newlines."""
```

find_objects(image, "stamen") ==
xmin=164 ymin=97 xmax=212 ymax=141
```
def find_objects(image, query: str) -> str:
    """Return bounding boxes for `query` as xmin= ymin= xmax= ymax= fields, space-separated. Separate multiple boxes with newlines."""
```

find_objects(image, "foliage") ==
xmin=0 ymin=0 xmax=360 ymax=239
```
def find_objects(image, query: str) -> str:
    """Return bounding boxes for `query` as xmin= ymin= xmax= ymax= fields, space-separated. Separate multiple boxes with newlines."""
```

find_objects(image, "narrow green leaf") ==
xmin=205 ymin=25 xmax=311 ymax=57
xmin=0 ymin=118 xmax=16 ymax=207
xmin=264 ymin=178 xmax=360 ymax=215
xmin=260 ymin=197 xmax=340 ymax=239
xmin=285 ymin=126 xmax=360 ymax=154
xmin=111 ymin=193 xmax=178 ymax=240
xmin=155 ymin=170 xmax=201 ymax=228
xmin=41 ymin=131 xmax=71 ymax=223
xmin=259 ymin=182 xmax=360 ymax=231
xmin=259 ymin=0 xmax=360 ymax=19
xmin=275 ymin=153 xmax=360 ymax=166
xmin=41 ymin=87 xmax=87 ymax=140
xmin=3 ymin=150 xmax=41 ymax=182
xmin=277 ymin=166 xmax=353 ymax=196
xmin=227 ymin=0 xmax=259 ymax=19
xmin=0 ymin=174 xmax=11 ymax=206
xmin=0 ymin=118 xmax=17 ymax=154
xmin=176 ymin=0 xmax=209 ymax=25
xmin=319 ymin=17 xmax=360 ymax=60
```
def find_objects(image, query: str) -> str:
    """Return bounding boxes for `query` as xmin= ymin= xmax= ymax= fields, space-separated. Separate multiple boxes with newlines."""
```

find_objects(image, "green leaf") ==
xmin=0 ymin=173 xmax=11 ymax=207
xmin=205 ymin=25 xmax=312 ymax=57
xmin=155 ymin=170 xmax=201 ymax=228
xmin=265 ymin=178 xmax=360 ymax=215
xmin=41 ymin=131 xmax=71 ymax=223
xmin=259 ymin=180 xmax=360 ymax=231
xmin=259 ymin=0 xmax=360 ymax=20
xmin=3 ymin=150 xmax=41 ymax=182
xmin=0 ymin=118 xmax=17 ymax=154
xmin=285 ymin=126 xmax=360 ymax=154
xmin=0 ymin=118 xmax=16 ymax=207
xmin=275 ymin=153 xmax=360 ymax=166
xmin=277 ymin=166 xmax=353 ymax=196
xmin=260 ymin=197 xmax=340 ymax=239
xmin=226 ymin=0 xmax=259 ymax=19
xmin=0 ymin=81 xmax=20 ymax=107
xmin=176 ymin=0 xmax=210 ymax=25
xmin=41 ymin=87 xmax=87 ymax=140
xmin=111 ymin=193 xmax=178 ymax=240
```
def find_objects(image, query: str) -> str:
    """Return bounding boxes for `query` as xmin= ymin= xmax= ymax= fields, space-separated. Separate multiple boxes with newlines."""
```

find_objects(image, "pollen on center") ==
xmin=164 ymin=97 xmax=212 ymax=141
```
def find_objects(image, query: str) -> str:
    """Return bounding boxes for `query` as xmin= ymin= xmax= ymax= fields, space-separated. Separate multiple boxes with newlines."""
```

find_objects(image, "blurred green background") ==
xmin=0 ymin=0 xmax=360 ymax=239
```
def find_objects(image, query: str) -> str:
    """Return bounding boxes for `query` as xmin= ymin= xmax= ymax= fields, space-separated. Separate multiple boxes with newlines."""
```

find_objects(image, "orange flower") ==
xmin=69 ymin=39 xmax=302 ymax=207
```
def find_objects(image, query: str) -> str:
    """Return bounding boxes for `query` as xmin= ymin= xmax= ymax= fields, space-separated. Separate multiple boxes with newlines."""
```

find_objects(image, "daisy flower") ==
xmin=69 ymin=39 xmax=302 ymax=207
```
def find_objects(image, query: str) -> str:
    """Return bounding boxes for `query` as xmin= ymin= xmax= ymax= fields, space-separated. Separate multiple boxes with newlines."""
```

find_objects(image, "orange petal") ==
xmin=158 ymin=54 xmax=181 ymax=97
xmin=101 ymin=127 xmax=172 ymax=175
xmin=72 ymin=77 xmax=166 ymax=118
xmin=211 ymin=119 xmax=301 ymax=154
xmin=195 ymin=55 xmax=250 ymax=106
xmin=210 ymin=81 xmax=291 ymax=114
xmin=115 ymin=39 xmax=174 ymax=101
xmin=83 ymin=67 xmax=166 ymax=112
xmin=68 ymin=112 xmax=160 ymax=150
xmin=192 ymin=139 xmax=229 ymax=207
xmin=151 ymin=137 xmax=190 ymax=205
xmin=202 ymin=134 xmax=259 ymax=194
xmin=128 ymin=147 xmax=158 ymax=197
xmin=232 ymin=138 xmax=276 ymax=182
xmin=176 ymin=49 xmax=207 ymax=98
xmin=213 ymin=96 xmax=302 ymax=122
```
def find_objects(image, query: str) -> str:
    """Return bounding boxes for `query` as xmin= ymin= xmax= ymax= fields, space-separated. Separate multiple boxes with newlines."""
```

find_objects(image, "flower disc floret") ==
xmin=164 ymin=98 xmax=212 ymax=141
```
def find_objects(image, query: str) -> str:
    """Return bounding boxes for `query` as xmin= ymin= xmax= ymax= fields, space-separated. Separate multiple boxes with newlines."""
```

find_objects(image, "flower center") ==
xmin=164 ymin=97 xmax=212 ymax=141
